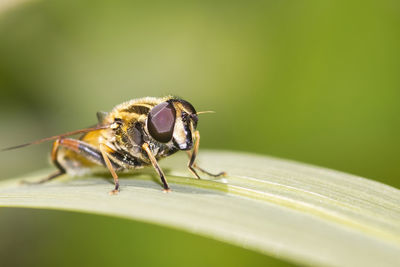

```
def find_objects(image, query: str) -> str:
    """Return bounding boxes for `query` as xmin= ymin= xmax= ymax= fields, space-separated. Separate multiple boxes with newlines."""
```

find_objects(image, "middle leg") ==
xmin=99 ymin=143 xmax=120 ymax=195
xmin=142 ymin=142 xmax=170 ymax=191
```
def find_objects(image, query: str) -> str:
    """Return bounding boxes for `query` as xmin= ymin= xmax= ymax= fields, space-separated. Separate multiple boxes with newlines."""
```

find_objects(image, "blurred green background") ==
xmin=0 ymin=0 xmax=398 ymax=266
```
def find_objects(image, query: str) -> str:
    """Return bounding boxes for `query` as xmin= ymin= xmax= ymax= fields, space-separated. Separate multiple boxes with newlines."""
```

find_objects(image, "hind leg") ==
xmin=24 ymin=138 xmax=113 ymax=184
xmin=22 ymin=139 xmax=66 ymax=184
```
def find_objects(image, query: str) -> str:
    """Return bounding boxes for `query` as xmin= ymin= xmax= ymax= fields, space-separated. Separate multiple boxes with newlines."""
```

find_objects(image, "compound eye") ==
xmin=147 ymin=102 xmax=176 ymax=143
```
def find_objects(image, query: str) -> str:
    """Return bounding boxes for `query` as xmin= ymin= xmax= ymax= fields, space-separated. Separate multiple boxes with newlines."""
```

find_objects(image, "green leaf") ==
xmin=0 ymin=151 xmax=399 ymax=267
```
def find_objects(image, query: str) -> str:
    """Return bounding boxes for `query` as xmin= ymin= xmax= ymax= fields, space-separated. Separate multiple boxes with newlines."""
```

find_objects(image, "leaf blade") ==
xmin=1 ymin=151 xmax=399 ymax=267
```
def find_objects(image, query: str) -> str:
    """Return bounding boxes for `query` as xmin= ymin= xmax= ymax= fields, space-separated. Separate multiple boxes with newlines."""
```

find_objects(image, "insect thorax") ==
xmin=107 ymin=113 xmax=178 ymax=169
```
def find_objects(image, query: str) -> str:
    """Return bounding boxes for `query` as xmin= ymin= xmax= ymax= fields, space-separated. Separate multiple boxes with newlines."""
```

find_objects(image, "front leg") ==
xmin=187 ymin=131 xmax=201 ymax=179
xmin=187 ymin=131 xmax=226 ymax=178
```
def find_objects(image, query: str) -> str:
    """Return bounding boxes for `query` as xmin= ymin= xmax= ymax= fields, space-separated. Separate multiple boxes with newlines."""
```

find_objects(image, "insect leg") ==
xmin=24 ymin=138 xmax=123 ymax=193
xmin=51 ymin=138 xmax=121 ymax=194
xmin=187 ymin=131 xmax=201 ymax=179
xmin=142 ymin=142 xmax=170 ymax=191
xmin=22 ymin=139 xmax=66 ymax=184
xmin=187 ymin=131 xmax=226 ymax=178
xmin=99 ymin=143 xmax=120 ymax=195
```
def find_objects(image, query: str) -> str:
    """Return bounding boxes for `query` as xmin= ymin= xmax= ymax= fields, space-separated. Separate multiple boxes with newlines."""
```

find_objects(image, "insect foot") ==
xmin=109 ymin=189 xmax=120 ymax=195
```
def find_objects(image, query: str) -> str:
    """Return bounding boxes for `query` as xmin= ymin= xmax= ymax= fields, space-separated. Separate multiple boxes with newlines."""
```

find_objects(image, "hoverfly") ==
xmin=3 ymin=96 xmax=225 ymax=194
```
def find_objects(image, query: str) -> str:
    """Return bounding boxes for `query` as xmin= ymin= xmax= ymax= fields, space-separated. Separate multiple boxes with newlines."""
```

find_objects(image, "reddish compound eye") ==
xmin=147 ymin=102 xmax=176 ymax=143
